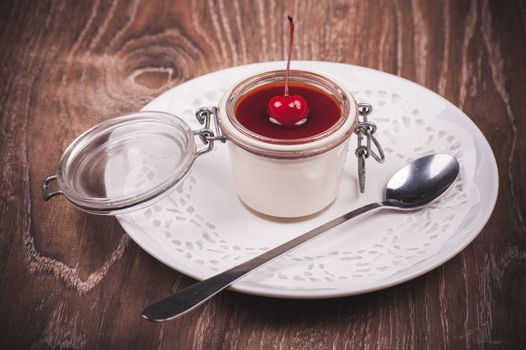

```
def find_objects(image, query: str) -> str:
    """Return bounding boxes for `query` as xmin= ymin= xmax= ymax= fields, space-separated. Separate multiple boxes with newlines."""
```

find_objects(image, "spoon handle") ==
xmin=142 ymin=201 xmax=386 ymax=322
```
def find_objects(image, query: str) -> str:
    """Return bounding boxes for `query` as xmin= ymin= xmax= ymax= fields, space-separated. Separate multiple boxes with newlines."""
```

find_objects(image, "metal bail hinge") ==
xmin=193 ymin=107 xmax=226 ymax=157
xmin=355 ymin=103 xmax=385 ymax=193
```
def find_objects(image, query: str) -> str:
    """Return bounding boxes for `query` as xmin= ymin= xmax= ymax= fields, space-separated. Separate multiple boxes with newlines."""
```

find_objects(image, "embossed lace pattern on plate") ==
xmin=111 ymin=62 xmax=483 ymax=296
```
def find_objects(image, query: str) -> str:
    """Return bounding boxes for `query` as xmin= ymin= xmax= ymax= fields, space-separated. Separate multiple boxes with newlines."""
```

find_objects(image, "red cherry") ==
xmin=267 ymin=16 xmax=309 ymax=127
xmin=267 ymin=95 xmax=309 ymax=126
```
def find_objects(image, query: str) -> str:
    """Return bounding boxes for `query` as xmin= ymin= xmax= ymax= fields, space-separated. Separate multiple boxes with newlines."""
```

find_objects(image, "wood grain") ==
xmin=1 ymin=0 xmax=525 ymax=348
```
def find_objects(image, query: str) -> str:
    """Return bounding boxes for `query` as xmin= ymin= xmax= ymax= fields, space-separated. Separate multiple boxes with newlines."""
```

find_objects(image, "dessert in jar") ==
xmin=217 ymin=69 xmax=357 ymax=217
xmin=216 ymin=17 xmax=358 ymax=217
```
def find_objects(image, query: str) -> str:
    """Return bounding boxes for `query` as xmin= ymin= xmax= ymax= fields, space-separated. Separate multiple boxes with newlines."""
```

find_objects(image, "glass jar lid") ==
xmin=45 ymin=111 xmax=197 ymax=215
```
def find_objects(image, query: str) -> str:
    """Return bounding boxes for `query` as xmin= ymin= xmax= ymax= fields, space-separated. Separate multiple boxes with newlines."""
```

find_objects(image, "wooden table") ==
xmin=1 ymin=0 xmax=524 ymax=348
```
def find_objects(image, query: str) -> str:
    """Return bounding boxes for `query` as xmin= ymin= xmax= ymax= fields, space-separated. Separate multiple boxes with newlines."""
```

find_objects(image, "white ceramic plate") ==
xmin=116 ymin=61 xmax=498 ymax=299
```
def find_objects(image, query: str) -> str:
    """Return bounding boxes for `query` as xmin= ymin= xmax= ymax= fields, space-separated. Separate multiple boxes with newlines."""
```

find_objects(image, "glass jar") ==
xmin=217 ymin=70 xmax=357 ymax=217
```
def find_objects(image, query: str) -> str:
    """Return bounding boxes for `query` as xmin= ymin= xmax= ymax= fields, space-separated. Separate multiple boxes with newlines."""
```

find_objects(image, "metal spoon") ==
xmin=142 ymin=153 xmax=460 ymax=322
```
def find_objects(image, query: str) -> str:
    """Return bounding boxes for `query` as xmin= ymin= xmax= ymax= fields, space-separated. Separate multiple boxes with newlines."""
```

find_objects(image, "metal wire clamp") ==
xmin=355 ymin=103 xmax=385 ymax=193
xmin=193 ymin=107 xmax=226 ymax=157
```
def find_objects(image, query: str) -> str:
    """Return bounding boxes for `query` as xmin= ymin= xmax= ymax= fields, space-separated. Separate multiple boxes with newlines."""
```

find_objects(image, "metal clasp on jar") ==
xmin=193 ymin=107 xmax=226 ymax=157
xmin=355 ymin=103 xmax=385 ymax=193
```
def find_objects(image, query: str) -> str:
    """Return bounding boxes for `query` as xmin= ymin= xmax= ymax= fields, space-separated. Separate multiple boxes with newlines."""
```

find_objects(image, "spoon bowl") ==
xmin=384 ymin=153 xmax=460 ymax=209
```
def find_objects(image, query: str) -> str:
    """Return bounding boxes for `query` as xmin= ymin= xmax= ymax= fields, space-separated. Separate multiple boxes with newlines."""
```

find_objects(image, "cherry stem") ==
xmin=284 ymin=16 xmax=294 ymax=97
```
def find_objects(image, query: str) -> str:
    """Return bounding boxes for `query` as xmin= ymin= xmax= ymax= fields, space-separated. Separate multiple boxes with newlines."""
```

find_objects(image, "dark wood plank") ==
xmin=0 ymin=0 xmax=525 ymax=348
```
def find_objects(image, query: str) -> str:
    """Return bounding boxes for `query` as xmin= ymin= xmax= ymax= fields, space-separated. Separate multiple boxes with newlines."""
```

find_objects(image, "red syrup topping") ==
xmin=235 ymin=82 xmax=341 ymax=140
xmin=267 ymin=16 xmax=309 ymax=126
